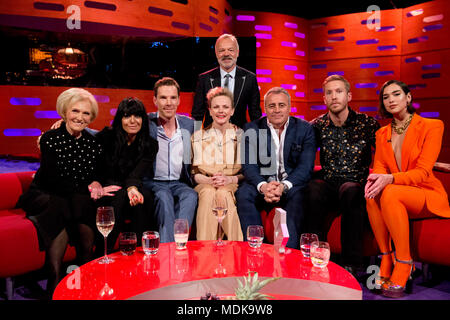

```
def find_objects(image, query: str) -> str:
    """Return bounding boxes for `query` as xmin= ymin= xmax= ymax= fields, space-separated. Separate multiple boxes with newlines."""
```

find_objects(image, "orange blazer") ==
xmin=373 ymin=114 xmax=450 ymax=218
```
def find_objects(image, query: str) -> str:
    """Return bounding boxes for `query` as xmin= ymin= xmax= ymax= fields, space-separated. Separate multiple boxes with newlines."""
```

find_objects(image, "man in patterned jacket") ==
xmin=304 ymin=75 xmax=380 ymax=275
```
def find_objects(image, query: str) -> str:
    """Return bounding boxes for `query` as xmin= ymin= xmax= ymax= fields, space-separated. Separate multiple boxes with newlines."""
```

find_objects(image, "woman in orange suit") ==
xmin=365 ymin=80 xmax=450 ymax=298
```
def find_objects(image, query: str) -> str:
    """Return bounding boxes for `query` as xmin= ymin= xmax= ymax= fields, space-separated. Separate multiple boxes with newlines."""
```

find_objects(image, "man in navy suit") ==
xmin=192 ymin=34 xmax=262 ymax=129
xmin=143 ymin=77 xmax=198 ymax=243
xmin=236 ymin=87 xmax=316 ymax=249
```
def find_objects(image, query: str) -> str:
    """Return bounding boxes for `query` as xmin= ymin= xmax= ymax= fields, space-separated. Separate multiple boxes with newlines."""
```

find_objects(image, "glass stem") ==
xmin=218 ymin=221 xmax=223 ymax=242
xmin=104 ymin=236 xmax=107 ymax=258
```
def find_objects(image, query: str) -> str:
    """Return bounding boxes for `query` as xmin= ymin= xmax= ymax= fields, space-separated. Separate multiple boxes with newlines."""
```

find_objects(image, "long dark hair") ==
xmin=379 ymin=80 xmax=416 ymax=119
xmin=111 ymin=97 xmax=151 ymax=162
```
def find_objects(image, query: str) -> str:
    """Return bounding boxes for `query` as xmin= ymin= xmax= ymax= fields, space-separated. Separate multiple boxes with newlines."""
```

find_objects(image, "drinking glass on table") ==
xmin=96 ymin=206 xmax=115 ymax=264
xmin=142 ymin=231 xmax=160 ymax=255
xmin=119 ymin=232 xmax=137 ymax=256
xmin=300 ymin=233 xmax=319 ymax=258
xmin=247 ymin=225 xmax=264 ymax=248
xmin=310 ymin=241 xmax=331 ymax=268
xmin=174 ymin=219 xmax=189 ymax=250
xmin=212 ymin=194 xmax=228 ymax=246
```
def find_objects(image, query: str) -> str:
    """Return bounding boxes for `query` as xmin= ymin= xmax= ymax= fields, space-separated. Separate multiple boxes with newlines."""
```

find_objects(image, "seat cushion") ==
xmin=260 ymin=208 xmax=276 ymax=244
xmin=0 ymin=173 xmax=23 ymax=210
xmin=0 ymin=209 xmax=45 ymax=277
xmin=411 ymin=218 xmax=450 ymax=266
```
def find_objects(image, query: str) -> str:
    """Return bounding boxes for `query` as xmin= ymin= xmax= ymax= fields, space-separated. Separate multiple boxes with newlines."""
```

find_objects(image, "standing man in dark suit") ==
xmin=192 ymin=34 xmax=262 ymax=129
xmin=236 ymin=87 xmax=316 ymax=249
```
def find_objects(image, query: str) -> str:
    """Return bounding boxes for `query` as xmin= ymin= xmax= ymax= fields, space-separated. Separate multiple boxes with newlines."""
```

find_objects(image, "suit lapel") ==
xmin=401 ymin=114 xmax=420 ymax=172
xmin=148 ymin=113 xmax=158 ymax=140
xmin=234 ymin=67 xmax=246 ymax=107
xmin=209 ymin=68 xmax=221 ymax=89
xmin=283 ymin=117 xmax=295 ymax=164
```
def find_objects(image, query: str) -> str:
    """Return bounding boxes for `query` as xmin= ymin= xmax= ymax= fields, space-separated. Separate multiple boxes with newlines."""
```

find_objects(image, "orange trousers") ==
xmin=366 ymin=184 xmax=435 ymax=264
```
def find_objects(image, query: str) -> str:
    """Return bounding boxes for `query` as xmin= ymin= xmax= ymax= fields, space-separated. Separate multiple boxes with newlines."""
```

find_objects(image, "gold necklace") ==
xmin=391 ymin=114 xmax=413 ymax=135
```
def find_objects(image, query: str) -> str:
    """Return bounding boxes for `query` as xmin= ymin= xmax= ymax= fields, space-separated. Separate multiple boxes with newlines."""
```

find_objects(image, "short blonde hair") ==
xmin=207 ymin=87 xmax=234 ymax=108
xmin=56 ymin=88 xmax=98 ymax=121
xmin=322 ymin=75 xmax=351 ymax=92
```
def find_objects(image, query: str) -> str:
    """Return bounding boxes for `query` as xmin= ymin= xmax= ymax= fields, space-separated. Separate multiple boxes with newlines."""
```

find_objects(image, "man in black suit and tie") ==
xmin=236 ymin=87 xmax=316 ymax=249
xmin=192 ymin=34 xmax=262 ymax=129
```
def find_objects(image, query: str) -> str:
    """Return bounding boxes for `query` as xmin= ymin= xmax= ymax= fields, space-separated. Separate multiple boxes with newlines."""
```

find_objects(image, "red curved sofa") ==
xmin=0 ymin=171 xmax=76 ymax=299
xmin=1 ymin=169 xmax=449 ymax=299
xmin=261 ymin=167 xmax=450 ymax=265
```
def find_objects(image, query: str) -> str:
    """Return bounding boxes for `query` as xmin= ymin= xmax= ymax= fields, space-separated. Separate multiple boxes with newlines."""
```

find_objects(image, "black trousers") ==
xmin=95 ymin=187 xmax=155 ymax=254
xmin=303 ymin=179 xmax=367 ymax=267
xmin=236 ymin=182 xmax=306 ymax=249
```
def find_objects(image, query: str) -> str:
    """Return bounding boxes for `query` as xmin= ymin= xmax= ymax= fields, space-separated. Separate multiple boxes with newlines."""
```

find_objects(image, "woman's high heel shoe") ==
xmin=374 ymin=250 xmax=394 ymax=290
xmin=381 ymin=257 xmax=414 ymax=298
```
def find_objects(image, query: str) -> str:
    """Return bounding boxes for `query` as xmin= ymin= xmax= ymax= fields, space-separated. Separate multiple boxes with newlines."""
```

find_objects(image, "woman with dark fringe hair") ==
xmin=94 ymin=97 xmax=158 ymax=253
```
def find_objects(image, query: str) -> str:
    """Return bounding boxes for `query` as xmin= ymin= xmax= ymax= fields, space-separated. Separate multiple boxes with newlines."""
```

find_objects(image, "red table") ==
xmin=53 ymin=241 xmax=362 ymax=300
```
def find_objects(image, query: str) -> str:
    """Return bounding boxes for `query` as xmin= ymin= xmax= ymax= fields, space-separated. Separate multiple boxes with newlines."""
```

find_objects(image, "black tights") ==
xmin=46 ymin=224 xmax=94 ymax=296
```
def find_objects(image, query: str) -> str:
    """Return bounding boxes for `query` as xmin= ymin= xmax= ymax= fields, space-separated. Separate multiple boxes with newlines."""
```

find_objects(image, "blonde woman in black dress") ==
xmin=18 ymin=88 xmax=112 ymax=297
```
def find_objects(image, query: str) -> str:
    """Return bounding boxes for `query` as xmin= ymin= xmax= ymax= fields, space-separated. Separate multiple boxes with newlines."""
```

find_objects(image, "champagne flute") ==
xmin=96 ymin=206 xmax=115 ymax=264
xmin=212 ymin=193 xmax=228 ymax=246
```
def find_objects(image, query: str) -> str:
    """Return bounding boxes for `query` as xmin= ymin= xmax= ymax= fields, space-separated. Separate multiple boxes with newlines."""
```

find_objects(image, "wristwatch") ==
xmin=281 ymin=182 xmax=289 ymax=194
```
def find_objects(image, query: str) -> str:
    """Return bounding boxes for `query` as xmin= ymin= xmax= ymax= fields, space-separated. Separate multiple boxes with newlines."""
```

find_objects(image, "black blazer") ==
xmin=241 ymin=116 xmax=316 ymax=190
xmin=192 ymin=66 xmax=262 ymax=129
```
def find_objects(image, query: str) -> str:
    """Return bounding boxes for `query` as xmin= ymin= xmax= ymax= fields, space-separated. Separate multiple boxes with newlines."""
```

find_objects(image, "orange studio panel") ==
xmin=308 ymin=9 xmax=402 ymax=61
xmin=288 ymin=101 xmax=308 ymax=120
xmin=256 ymin=57 xmax=308 ymax=103
xmin=0 ymin=85 xmax=194 ymax=156
xmin=0 ymin=0 xmax=231 ymax=38
xmin=192 ymin=0 xmax=233 ymax=36
xmin=308 ymin=56 xmax=401 ymax=102
xmin=402 ymin=0 xmax=450 ymax=55
xmin=412 ymin=97 xmax=450 ymax=162
xmin=233 ymin=11 xmax=308 ymax=62
xmin=305 ymin=101 xmax=330 ymax=123
xmin=401 ymin=49 xmax=450 ymax=100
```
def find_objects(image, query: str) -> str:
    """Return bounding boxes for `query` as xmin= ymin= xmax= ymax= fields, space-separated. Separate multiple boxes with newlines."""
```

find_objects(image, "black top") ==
xmin=31 ymin=123 xmax=104 ymax=196
xmin=95 ymin=127 xmax=158 ymax=189
xmin=191 ymin=66 xmax=262 ymax=129
xmin=311 ymin=107 xmax=380 ymax=185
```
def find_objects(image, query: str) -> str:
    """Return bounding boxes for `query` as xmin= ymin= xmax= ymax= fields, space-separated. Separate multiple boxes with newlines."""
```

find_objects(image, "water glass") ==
xmin=119 ymin=232 xmax=137 ymax=256
xmin=142 ymin=231 xmax=160 ymax=255
xmin=300 ymin=233 xmax=319 ymax=258
xmin=174 ymin=218 xmax=189 ymax=250
xmin=310 ymin=241 xmax=330 ymax=268
xmin=247 ymin=225 xmax=264 ymax=248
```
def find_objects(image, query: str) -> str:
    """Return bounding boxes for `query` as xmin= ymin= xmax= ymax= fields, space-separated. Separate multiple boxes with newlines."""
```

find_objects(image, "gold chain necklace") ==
xmin=391 ymin=114 xmax=413 ymax=135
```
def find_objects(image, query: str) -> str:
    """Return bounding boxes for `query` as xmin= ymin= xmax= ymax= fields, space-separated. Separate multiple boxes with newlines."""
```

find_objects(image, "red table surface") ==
xmin=53 ymin=241 xmax=362 ymax=300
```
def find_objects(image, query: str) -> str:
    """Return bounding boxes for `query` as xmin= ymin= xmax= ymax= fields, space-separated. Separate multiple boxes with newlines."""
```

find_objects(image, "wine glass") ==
xmin=212 ymin=193 xmax=228 ymax=246
xmin=96 ymin=206 xmax=115 ymax=264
